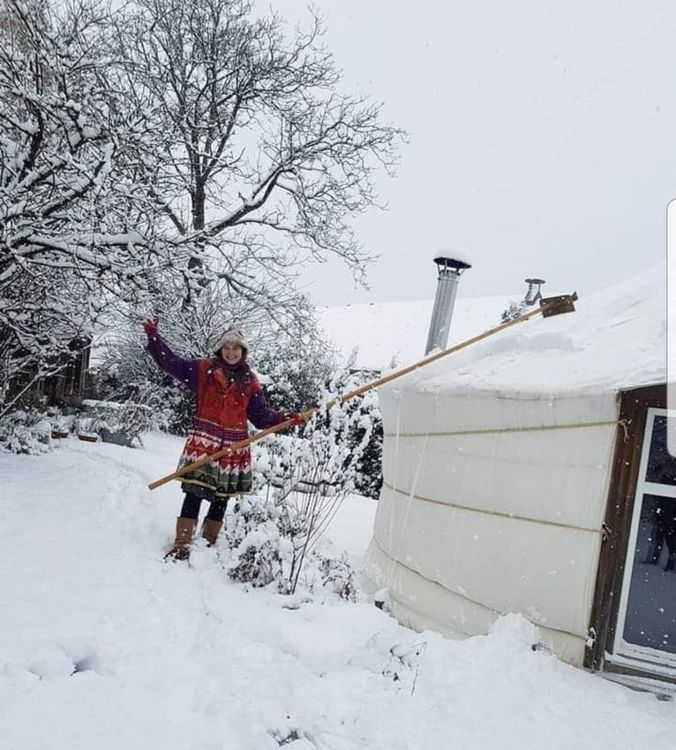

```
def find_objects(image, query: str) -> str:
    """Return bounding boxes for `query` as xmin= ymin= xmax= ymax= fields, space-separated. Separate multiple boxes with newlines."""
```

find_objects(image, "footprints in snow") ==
xmin=3 ymin=644 xmax=103 ymax=681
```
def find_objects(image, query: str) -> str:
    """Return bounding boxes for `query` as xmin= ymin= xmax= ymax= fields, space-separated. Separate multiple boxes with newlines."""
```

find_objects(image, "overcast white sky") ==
xmin=271 ymin=0 xmax=676 ymax=305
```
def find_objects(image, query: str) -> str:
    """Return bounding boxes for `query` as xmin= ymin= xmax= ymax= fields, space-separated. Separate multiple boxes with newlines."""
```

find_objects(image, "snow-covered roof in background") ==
xmin=397 ymin=264 xmax=667 ymax=396
xmin=318 ymin=294 xmax=513 ymax=371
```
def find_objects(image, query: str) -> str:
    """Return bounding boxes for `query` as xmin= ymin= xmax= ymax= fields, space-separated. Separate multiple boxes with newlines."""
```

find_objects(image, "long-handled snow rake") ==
xmin=148 ymin=293 xmax=578 ymax=491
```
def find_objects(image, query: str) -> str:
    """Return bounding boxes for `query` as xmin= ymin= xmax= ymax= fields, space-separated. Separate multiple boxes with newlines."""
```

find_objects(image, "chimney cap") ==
xmin=525 ymin=277 xmax=546 ymax=285
xmin=433 ymin=255 xmax=472 ymax=271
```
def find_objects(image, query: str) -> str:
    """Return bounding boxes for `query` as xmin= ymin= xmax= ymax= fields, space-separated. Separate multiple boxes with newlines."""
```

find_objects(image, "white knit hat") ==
xmin=213 ymin=326 xmax=248 ymax=356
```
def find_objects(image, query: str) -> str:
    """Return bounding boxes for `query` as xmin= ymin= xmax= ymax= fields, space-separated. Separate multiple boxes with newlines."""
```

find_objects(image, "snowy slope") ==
xmin=1 ymin=434 xmax=675 ymax=749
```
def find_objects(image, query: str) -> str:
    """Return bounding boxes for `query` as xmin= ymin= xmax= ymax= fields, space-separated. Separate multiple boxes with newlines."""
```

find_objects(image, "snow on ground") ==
xmin=1 ymin=433 xmax=675 ymax=750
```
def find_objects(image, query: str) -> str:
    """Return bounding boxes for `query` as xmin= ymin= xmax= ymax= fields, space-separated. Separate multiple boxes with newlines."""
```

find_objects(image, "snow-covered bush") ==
xmin=348 ymin=384 xmax=383 ymax=501
xmin=51 ymin=412 xmax=75 ymax=436
xmin=80 ymin=400 xmax=152 ymax=446
xmin=223 ymin=495 xmax=297 ymax=589
xmin=253 ymin=324 xmax=336 ymax=412
xmin=255 ymin=369 xmax=383 ymax=500
xmin=92 ymin=348 xmax=195 ymax=436
xmin=315 ymin=556 xmax=358 ymax=601
xmin=0 ymin=409 xmax=52 ymax=454
xmin=223 ymin=493 xmax=358 ymax=600
xmin=246 ymin=371 xmax=378 ymax=593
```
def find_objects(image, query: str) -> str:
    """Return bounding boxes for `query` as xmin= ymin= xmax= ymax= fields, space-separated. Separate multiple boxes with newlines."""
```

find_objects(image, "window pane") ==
xmin=622 ymin=494 xmax=676 ymax=654
xmin=646 ymin=415 xmax=676 ymax=486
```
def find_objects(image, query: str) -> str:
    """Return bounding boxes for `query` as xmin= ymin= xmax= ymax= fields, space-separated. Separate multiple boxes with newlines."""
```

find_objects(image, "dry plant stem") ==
xmin=290 ymin=496 xmax=316 ymax=594
xmin=285 ymin=455 xmax=348 ymax=594
xmin=288 ymin=464 xmax=322 ymax=594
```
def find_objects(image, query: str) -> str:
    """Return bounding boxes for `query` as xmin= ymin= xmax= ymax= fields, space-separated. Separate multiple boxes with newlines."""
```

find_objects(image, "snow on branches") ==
xmin=0 ymin=0 xmax=403 ymax=415
xmin=0 ymin=1 xmax=155 ymax=409
xmin=109 ymin=0 xmax=405 ymax=298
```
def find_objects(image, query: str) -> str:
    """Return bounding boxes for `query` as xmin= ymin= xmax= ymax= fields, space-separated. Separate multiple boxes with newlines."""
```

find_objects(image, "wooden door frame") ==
xmin=585 ymin=383 xmax=675 ymax=685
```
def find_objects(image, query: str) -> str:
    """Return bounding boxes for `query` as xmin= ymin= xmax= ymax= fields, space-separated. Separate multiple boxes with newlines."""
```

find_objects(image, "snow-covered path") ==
xmin=1 ymin=435 xmax=674 ymax=750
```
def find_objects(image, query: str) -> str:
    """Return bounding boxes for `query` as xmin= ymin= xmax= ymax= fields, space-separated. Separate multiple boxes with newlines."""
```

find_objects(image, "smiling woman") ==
xmin=220 ymin=339 xmax=244 ymax=366
xmin=144 ymin=321 xmax=302 ymax=560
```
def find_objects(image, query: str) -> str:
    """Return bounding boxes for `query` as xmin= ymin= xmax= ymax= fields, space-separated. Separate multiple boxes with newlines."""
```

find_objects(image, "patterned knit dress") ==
xmin=147 ymin=334 xmax=285 ymax=500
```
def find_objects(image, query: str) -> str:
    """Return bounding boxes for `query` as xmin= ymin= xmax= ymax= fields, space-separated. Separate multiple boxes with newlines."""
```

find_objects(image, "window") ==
xmin=611 ymin=408 xmax=676 ymax=673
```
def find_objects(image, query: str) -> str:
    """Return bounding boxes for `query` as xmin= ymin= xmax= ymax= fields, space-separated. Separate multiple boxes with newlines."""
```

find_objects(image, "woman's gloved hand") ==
xmin=143 ymin=318 xmax=159 ymax=339
xmin=285 ymin=412 xmax=305 ymax=427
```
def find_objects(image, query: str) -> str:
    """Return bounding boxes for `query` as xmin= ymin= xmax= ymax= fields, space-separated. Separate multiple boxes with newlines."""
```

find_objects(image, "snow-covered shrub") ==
xmin=0 ymin=409 xmax=52 ymax=454
xmin=348 ymin=384 xmax=383 ymax=500
xmin=223 ymin=493 xmax=357 ymax=601
xmin=252 ymin=323 xmax=336 ymax=412
xmin=261 ymin=366 xmax=384 ymax=502
xmin=249 ymin=371 xmax=377 ymax=593
xmin=314 ymin=555 xmax=357 ymax=601
xmin=228 ymin=530 xmax=287 ymax=589
xmin=51 ymin=412 xmax=74 ymax=436
xmin=90 ymin=331 xmax=195 ymax=436
xmin=103 ymin=400 xmax=153 ymax=444
xmin=224 ymin=495 xmax=297 ymax=589
xmin=80 ymin=399 xmax=152 ymax=446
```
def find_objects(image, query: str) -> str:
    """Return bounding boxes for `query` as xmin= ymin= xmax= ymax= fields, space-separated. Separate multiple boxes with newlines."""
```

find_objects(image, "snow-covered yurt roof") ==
xmin=396 ymin=264 xmax=666 ymax=397
xmin=318 ymin=294 xmax=512 ymax=371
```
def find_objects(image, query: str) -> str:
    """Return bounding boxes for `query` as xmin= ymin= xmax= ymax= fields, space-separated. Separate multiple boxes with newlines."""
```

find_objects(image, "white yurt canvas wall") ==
xmin=365 ymin=265 xmax=667 ymax=666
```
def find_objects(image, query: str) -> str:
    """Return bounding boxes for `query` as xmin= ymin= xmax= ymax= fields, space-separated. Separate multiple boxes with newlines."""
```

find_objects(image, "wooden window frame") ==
xmin=585 ymin=383 xmax=676 ymax=687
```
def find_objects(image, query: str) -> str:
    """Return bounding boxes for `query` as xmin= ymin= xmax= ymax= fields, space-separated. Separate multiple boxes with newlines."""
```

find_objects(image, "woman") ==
xmin=144 ymin=320 xmax=301 ymax=560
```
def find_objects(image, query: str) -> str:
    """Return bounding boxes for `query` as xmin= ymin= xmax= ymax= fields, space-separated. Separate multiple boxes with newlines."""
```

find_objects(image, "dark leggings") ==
xmin=180 ymin=491 xmax=229 ymax=522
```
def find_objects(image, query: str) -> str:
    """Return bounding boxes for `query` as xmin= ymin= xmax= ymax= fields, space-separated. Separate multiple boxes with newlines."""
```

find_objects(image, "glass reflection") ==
xmin=646 ymin=416 xmax=676 ymax=486
xmin=623 ymin=494 xmax=676 ymax=654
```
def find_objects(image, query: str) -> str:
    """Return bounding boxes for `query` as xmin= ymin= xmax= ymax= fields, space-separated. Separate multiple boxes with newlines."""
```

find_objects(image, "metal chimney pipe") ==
xmin=523 ymin=277 xmax=545 ymax=305
xmin=425 ymin=255 xmax=472 ymax=354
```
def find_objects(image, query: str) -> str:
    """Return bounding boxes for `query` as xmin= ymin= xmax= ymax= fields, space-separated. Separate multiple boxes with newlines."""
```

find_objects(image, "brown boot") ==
xmin=202 ymin=519 xmax=223 ymax=547
xmin=165 ymin=517 xmax=197 ymax=561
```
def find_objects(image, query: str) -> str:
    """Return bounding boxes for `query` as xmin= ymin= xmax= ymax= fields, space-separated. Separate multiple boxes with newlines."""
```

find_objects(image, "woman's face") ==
xmin=220 ymin=341 xmax=243 ymax=365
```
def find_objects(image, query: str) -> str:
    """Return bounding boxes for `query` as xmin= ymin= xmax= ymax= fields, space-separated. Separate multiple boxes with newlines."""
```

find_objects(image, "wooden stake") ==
xmin=148 ymin=293 xmax=577 ymax=491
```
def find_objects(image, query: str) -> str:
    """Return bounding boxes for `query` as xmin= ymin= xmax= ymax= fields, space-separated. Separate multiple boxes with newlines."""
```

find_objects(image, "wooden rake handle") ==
xmin=148 ymin=294 xmax=577 ymax=491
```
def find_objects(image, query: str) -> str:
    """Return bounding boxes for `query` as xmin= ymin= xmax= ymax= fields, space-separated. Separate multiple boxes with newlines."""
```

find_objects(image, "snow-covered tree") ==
xmin=1 ymin=0 xmax=403 ymax=419
xmin=252 ymin=320 xmax=336 ymax=413
xmin=0 ymin=0 xmax=158 ymax=412
xmin=110 ymin=0 xmax=404 ymax=309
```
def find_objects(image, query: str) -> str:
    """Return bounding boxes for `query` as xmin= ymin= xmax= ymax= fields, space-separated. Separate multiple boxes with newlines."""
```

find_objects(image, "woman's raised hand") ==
xmin=143 ymin=317 xmax=159 ymax=338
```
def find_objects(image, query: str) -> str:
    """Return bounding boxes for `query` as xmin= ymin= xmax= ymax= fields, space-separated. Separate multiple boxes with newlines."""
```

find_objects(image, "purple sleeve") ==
xmin=146 ymin=334 xmax=199 ymax=393
xmin=247 ymin=389 xmax=285 ymax=429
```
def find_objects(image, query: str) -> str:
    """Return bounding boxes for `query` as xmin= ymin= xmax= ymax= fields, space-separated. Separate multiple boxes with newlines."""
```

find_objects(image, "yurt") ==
xmin=364 ymin=265 xmax=675 ymax=692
